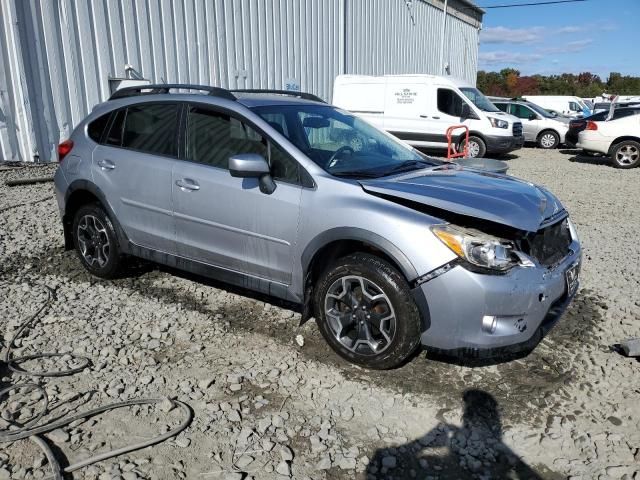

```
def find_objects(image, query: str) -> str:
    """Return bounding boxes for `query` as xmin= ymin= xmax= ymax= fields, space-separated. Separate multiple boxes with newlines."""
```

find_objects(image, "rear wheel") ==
xmin=72 ymin=204 xmax=123 ymax=278
xmin=537 ymin=130 xmax=560 ymax=149
xmin=314 ymin=253 xmax=422 ymax=369
xmin=610 ymin=140 xmax=640 ymax=168
xmin=460 ymin=136 xmax=486 ymax=158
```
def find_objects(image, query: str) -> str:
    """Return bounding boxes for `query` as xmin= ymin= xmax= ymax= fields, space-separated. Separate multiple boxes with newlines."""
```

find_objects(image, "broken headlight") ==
xmin=431 ymin=225 xmax=519 ymax=272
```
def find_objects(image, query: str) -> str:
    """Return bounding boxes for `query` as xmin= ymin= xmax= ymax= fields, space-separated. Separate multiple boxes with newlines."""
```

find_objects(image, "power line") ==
xmin=477 ymin=0 xmax=587 ymax=9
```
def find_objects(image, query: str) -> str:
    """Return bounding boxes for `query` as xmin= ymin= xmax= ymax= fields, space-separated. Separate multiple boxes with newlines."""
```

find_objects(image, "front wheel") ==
xmin=460 ymin=136 xmax=487 ymax=158
xmin=610 ymin=140 xmax=640 ymax=169
xmin=537 ymin=130 xmax=560 ymax=149
xmin=314 ymin=253 xmax=422 ymax=369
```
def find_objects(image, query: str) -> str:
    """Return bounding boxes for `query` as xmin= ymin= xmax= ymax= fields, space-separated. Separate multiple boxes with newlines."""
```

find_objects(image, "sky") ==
xmin=477 ymin=0 xmax=640 ymax=79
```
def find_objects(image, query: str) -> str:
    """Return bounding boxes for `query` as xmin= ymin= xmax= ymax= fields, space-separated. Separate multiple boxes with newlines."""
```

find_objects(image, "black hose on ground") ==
xmin=5 ymin=176 xmax=55 ymax=187
xmin=0 ymin=284 xmax=193 ymax=479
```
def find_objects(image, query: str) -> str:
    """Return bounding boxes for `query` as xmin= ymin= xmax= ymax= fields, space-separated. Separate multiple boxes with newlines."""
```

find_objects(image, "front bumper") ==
xmin=484 ymin=134 xmax=524 ymax=154
xmin=415 ymin=241 xmax=581 ymax=356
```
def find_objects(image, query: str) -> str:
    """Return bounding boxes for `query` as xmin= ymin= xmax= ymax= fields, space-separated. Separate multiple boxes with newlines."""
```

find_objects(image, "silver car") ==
xmin=54 ymin=84 xmax=581 ymax=369
xmin=493 ymin=99 xmax=570 ymax=149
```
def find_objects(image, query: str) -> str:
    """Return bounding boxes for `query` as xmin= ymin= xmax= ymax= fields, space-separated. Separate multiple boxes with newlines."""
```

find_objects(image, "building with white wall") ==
xmin=0 ymin=0 xmax=483 ymax=163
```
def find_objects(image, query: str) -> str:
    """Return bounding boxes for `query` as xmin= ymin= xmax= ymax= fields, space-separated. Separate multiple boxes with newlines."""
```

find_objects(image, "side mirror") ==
xmin=528 ymin=113 xmax=538 ymax=121
xmin=460 ymin=104 xmax=471 ymax=119
xmin=228 ymin=153 xmax=276 ymax=194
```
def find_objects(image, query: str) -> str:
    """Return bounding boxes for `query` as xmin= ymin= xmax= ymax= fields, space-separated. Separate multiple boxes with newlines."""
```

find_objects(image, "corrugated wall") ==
xmin=0 ymin=0 xmax=481 ymax=163
xmin=345 ymin=0 xmax=480 ymax=83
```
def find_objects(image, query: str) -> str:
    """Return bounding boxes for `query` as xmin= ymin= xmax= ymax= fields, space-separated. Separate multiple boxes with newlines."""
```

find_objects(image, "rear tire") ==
xmin=314 ymin=253 xmax=422 ymax=369
xmin=72 ymin=203 xmax=123 ymax=278
xmin=460 ymin=136 xmax=486 ymax=158
xmin=537 ymin=130 xmax=560 ymax=149
xmin=610 ymin=140 xmax=640 ymax=169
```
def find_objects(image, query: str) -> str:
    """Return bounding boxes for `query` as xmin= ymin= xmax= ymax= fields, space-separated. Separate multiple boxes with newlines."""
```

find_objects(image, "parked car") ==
xmin=492 ymin=98 xmax=569 ymax=149
xmin=333 ymin=74 xmax=524 ymax=158
xmin=592 ymin=101 xmax=640 ymax=114
xmin=54 ymin=84 xmax=581 ymax=369
xmin=577 ymin=113 xmax=640 ymax=168
xmin=566 ymin=107 xmax=640 ymax=147
xmin=522 ymin=95 xmax=591 ymax=118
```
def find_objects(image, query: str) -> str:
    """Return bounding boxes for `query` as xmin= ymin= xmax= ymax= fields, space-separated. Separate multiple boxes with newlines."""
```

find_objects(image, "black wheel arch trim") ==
xmin=63 ymin=180 xmax=130 ymax=252
xmin=300 ymin=227 xmax=421 ymax=324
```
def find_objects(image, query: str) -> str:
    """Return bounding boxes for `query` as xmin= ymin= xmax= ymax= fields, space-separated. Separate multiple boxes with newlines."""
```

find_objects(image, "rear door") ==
xmin=172 ymin=104 xmax=303 ymax=285
xmin=92 ymin=102 xmax=179 ymax=253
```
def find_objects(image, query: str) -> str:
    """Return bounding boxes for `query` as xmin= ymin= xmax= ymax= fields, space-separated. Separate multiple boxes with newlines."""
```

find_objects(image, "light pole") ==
xmin=438 ymin=0 xmax=448 ymax=75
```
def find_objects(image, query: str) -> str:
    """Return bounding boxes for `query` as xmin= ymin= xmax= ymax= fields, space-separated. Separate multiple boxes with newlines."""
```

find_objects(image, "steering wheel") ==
xmin=325 ymin=146 xmax=355 ymax=169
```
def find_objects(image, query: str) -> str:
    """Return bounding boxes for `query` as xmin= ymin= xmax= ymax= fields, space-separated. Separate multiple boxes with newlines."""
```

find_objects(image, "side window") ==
xmin=87 ymin=112 xmax=111 ymax=143
xmin=186 ymin=107 xmax=266 ymax=169
xmin=120 ymin=104 xmax=179 ymax=156
xmin=105 ymin=109 xmax=126 ymax=146
xmin=569 ymin=102 xmax=581 ymax=112
xmin=186 ymin=106 xmax=300 ymax=184
xmin=512 ymin=104 xmax=534 ymax=120
xmin=494 ymin=103 xmax=508 ymax=113
xmin=437 ymin=88 xmax=464 ymax=117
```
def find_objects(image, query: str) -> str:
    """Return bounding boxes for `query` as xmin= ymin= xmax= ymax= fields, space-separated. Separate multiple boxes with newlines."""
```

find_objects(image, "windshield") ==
xmin=526 ymin=102 xmax=555 ymax=118
xmin=460 ymin=87 xmax=501 ymax=113
xmin=251 ymin=104 xmax=442 ymax=178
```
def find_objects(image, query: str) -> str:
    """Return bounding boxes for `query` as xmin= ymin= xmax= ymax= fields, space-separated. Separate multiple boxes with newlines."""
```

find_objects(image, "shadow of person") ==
xmin=365 ymin=389 xmax=544 ymax=479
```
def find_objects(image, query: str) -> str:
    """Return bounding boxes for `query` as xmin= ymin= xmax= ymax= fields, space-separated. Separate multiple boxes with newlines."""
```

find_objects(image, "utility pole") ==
xmin=438 ymin=0 xmax=448 ymax=75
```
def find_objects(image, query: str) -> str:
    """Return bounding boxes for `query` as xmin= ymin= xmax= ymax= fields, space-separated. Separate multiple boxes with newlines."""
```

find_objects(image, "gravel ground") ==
xmin=0 ymin=148 xmax=639 ymax=480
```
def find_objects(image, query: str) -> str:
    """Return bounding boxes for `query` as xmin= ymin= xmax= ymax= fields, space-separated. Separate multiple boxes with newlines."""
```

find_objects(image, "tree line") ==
xmin=477 ymin=69 xmax=640 ymax=98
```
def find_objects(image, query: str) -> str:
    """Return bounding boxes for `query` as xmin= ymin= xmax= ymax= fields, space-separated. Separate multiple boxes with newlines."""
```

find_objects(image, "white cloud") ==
xmin=480 ymin=26 xmax=544 ymax=44
xmin=540 ymin=39 xmax=594 ymax=54
xmin=479 ymin=51 xmax=543 ymax=66
xmin=481 ymin=23 xmax=617 ymax=46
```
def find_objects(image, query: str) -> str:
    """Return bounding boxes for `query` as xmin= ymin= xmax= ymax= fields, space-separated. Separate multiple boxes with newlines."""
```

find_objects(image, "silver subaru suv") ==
xmin=54 ymin=84 xmax=581 ymax=369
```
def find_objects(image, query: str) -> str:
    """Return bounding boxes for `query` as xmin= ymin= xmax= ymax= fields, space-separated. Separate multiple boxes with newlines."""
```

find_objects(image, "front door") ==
xmin=509 ymin=103 xmax=540 ymax=142
xmin=92 ymin=103 xmax=179 ymax=253
xmin=172 ymin=104 xmax=303 ymax=285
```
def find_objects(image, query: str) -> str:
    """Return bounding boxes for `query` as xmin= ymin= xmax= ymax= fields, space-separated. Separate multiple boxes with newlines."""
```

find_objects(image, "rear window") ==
xmin=87 ymin=113 xmax=111 ymax=142
xmin=121 ymin=104 xmax=179 ymax=156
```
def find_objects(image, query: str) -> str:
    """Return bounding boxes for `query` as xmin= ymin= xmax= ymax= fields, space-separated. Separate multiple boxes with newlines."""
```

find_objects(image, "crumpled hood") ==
xmin=359 ymin=168 xmax=565 ymax=232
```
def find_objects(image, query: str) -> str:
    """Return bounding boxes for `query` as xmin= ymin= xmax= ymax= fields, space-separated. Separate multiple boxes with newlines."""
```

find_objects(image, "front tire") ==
xmin=610 ymin=140 xmax=640 ymax=169
xmin=72 ymin=203 xmax=123 ymax=278
xmin=460 ymin=136 xmax=487 ymax=158
xmin=537 ymin=130 xmax=560 ymax=149
xmin=314 ymin=253 xmax=422 ymax=369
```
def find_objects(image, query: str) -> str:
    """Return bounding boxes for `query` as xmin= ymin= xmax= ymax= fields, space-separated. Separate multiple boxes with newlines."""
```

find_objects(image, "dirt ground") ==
xmin=1 ymin=147 xmax=639 ymax=480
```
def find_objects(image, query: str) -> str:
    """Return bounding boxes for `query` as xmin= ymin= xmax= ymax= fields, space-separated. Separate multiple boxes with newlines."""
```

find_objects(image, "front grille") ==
xmin=522 ymin=219 xmax=572 ymax=266
xmin=513 ymin=122 xmax=523 ymax=137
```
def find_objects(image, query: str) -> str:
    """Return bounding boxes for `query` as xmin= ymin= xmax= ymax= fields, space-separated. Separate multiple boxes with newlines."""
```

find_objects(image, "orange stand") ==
xmin=446 ymin=125 xmax=469 ymax=160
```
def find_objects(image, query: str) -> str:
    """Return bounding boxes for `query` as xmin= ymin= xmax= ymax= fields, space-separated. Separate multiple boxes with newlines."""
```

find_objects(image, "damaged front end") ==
xmin=358 ymin=169 xmax=582 ymax=358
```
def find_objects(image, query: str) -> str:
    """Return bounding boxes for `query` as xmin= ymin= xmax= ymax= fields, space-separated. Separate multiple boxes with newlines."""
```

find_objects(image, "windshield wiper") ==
xmin=332 ymin=170 xmax=382 ymax=178
xmin=380 ymin=160 xmax=437 ymax=176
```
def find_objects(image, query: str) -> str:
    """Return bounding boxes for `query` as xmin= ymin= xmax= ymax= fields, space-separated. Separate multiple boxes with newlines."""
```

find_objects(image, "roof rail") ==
xmin=109 ymin=83 xmax=237 ymax=101
xmin=231 ymin=89 xmax=326 ymax=103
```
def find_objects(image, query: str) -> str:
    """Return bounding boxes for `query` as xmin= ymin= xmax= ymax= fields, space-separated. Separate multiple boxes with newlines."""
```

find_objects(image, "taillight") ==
xmin=58 ymin=139 xmax=74 ymax=162
xmin=585 ymin=121 xmax=598 ymax=131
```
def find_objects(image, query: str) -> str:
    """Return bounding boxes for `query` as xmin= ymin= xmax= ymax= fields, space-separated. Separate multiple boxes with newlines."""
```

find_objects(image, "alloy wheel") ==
xmin=76 ymin=214 xmax=111 ymax=268
xmin=324 ymin=275 xmax=396 ymax=355
xmin=615 ymin=144 xmax=639 ymax=166
xmin=540 ymin=133 xmax=557 ymax=148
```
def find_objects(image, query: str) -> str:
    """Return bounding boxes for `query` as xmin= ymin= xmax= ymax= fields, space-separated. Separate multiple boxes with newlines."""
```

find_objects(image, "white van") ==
xmin=332 ymin=74 xmax=524 ymax=158
xmin=521 ymin=95 xmax=591 ymax=118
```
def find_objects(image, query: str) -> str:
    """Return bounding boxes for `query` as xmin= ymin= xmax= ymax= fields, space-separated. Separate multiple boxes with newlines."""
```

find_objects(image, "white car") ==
xmin=577 ymin=113 xmax=640 ymax=168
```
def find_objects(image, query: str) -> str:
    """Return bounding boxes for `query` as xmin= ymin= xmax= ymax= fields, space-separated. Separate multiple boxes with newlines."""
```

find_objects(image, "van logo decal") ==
xmin=395 ymin=88 xmax=417 ymax=105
